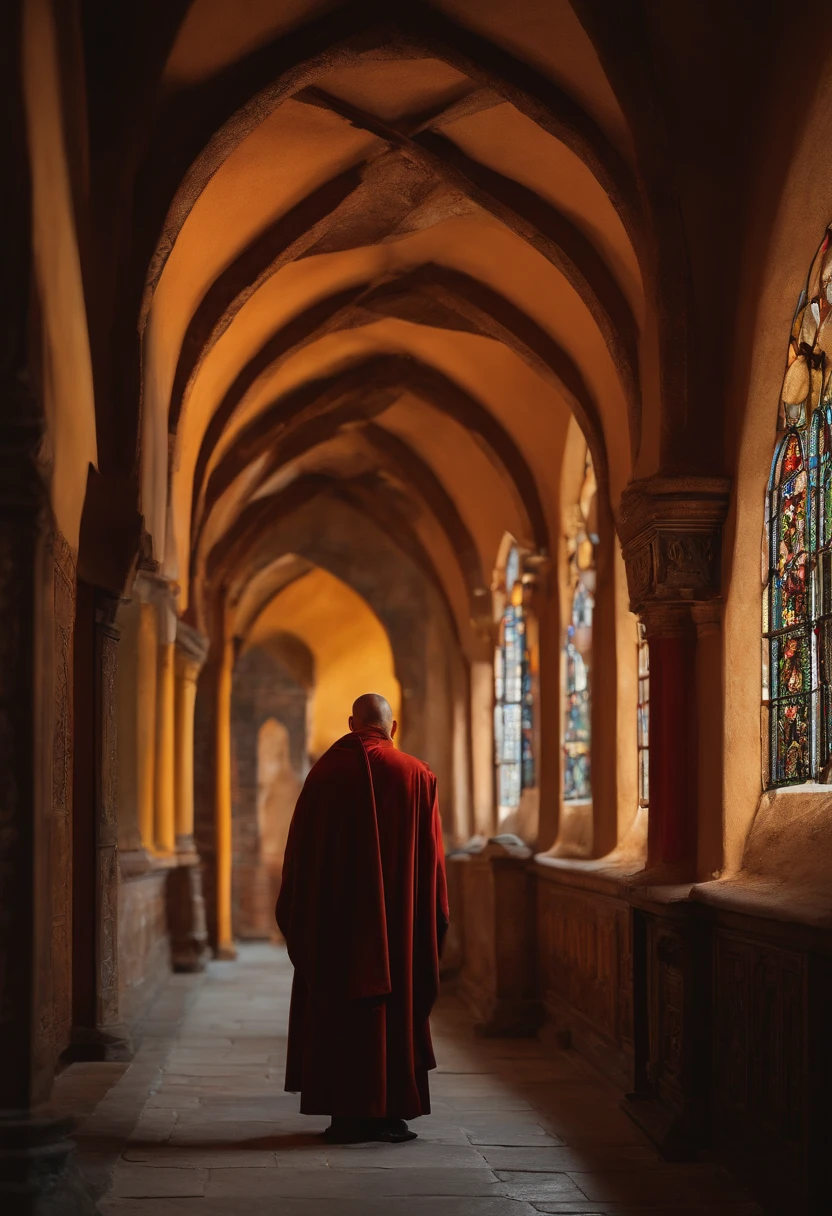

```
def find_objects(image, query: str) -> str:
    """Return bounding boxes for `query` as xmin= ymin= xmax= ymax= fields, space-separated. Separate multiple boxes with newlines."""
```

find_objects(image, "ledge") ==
xmin=532 ymin=853 xmax=642 ymax=899
xmin=119 ymin=849 xmax=179 ymax=880
xmin=689 ymin=875 xmax=832 ymax=931
xmin=689 ymin=784 xmax=832 ymax=930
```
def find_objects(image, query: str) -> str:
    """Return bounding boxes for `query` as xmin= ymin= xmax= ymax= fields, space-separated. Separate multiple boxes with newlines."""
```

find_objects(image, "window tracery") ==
xmin=563 ymin=455 xmax=597 ymax=802
xmin=764 ymin=228 xmax=832 ymax=785
xmin=495 ymin=543 xmax=535 ymax=814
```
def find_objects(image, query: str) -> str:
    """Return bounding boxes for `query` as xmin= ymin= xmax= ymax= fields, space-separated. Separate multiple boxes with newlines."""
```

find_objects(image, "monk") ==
xmin=275 ymin=693 xmax=449 ymax=1144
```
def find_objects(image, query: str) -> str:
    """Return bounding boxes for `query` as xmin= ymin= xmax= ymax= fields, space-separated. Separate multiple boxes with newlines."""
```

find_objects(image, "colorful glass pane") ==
xmin=494 ymin=645 xmax=505 ymax=703
xmin=499 ymin=762 xmax=521 ymax=811
xmin=764 ymin=226 xmax=832 ymax=786
xmin=773 ymin=632 xmax=810 ymax=697
xmin=563 ymin=584 xmax=593 ymax=802
xmin=770 ymin=438 xmax=807 ymax=630
xmin=495 ymin=545 xmax=536 ymax=811
xmin=563 ymin=628 xmax=591 ymax=801
xmin=773 ymin=695 xmax=810 ymax=784
xmin=504 ymin=610 xmax=523 ymax=703
xmin=562 ymin=450 xmax=596 ymax=804
xmin=521 ymin=659 xmax=535 ymax=789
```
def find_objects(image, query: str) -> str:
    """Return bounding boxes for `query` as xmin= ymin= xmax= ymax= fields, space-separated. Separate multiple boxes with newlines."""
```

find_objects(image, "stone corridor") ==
xmin=53 ymin=945 xmax=762 ymax=1216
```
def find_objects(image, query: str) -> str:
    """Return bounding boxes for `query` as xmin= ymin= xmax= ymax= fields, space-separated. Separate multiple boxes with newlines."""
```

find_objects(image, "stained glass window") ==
xmin=563 ymin=454 xmax=597 ymax=802
xmin=495 ymin=544 xmax=535 ymax=812
xmin=764 ymin=227 xmax=832 ymax=785
xmin=637 ymin=622 xmax=649 ymax=807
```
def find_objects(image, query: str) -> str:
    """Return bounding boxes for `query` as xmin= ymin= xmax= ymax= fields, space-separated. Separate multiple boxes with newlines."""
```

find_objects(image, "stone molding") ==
xmin=618 ymin=476 xmax=730 ymax=613
xmin=175 ymin=618 xmax=210 ymax=670
xmin=132 ymin=570 xmax=179 ymax=644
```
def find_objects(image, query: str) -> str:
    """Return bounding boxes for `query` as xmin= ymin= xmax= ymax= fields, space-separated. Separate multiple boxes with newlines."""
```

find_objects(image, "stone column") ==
xmin=71 ymin=587 xmax=131 ymax=1060
xmin=0 ymin=413 xmax=94 ymax=1209
xmin=174 ymin=622 xmax=208 ymax=852
xmin=640 ymin=602 xmax=697 ymax=869
xmin=215 ymin=626 xmax=236 ymax=959
xmin=619 ymin=476 xmax=730 ymax=880
xmin=135 ymin=593 xmax=158 ymax=855
xmin=470 ymin=657 xmax=496 ymax=838
xmin=692 ymin=601 xmax=724 ymax=878
xmin=167 ymin=620 xmax=210 ymax=972
xmin=114 ymin=598 xmax=151 ymax=870
xmin=154 ymin=592 xmax=177 ymax=856
xmin=0 ymin=11 xmax=94 ymax=1203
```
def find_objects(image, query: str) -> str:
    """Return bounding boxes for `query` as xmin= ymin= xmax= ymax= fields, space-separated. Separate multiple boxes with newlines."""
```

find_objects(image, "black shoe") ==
xmin=376 ymin=1118 xmax=417 ymax=1143
xmin=322 ymin=1117 xmax=372 ymax=1144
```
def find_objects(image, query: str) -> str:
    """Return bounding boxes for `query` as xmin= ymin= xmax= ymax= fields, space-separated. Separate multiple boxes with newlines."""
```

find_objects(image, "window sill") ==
xmin=533 ymin=852 xmax=643 ymax=898
xmin=691 ymin=783 xmax=832 ymax=928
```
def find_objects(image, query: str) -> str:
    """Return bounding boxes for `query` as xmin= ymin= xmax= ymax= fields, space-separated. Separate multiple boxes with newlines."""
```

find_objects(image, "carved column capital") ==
xmin=640 ymin=600 xmax=696 ymax=640
xmin=618 ymin=476 xmax=730 ymax=614
xmin=132 ymin=571 xmax=179 ymax=644
xmin=94 ymin=587 xmax=122 ymax=640
xmin=691 ymin=599 xmax=723 ymax=637
xmin=175 ymin=619 xmax=210 ymax=676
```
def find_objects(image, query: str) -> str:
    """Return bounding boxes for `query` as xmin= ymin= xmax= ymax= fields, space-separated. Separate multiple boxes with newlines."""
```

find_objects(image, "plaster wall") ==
xmin=230 ymin=646 xmax=307 ymax=939
xmin=722 ymin=52 xmax=832 ymax=876
xmin=22 ymin=0 xmax=97 ymax=552
xmin=245 ymin=566 xmax=400 ymax=759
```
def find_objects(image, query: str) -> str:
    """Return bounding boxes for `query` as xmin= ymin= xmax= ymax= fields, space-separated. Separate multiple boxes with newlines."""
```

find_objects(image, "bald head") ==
xmin=350 ymin=693 xmax=397 ymax=739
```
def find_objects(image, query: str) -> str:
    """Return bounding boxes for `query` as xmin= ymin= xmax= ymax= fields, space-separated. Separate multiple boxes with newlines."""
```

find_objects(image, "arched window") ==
xmin=563 ymin=454 xmax=597 ymax=802
xmin=764 ymin=228 xmax=832 ymax=785
xmin=495 ymin=544 xmax=535 ymax=815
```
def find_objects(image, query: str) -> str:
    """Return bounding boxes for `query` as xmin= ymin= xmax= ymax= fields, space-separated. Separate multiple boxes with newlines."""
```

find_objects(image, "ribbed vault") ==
xmin=90 ymin=1 xmax=657 ymax=662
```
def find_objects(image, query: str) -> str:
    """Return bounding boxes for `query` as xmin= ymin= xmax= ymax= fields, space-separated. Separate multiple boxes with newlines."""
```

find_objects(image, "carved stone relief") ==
xmin=618 ymin=476 xmax=730 ymax=613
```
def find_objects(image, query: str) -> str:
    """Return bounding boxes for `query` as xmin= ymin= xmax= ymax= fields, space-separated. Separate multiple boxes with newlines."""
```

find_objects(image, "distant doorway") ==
xmin=257 ymin=718 xmax=301 ymax=941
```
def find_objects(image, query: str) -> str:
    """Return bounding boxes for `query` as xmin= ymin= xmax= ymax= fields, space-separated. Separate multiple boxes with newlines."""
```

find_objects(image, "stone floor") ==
xmin=56 ymin=943 xmax=763 ymax=1215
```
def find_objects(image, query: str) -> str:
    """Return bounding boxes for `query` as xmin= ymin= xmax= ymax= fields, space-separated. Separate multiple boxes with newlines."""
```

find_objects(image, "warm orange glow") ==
xmin=245 ymin=567 xmax=401 ymax=759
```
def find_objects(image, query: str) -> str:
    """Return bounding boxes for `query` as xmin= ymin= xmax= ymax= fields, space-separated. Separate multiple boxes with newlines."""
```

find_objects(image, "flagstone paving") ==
xmin=56 ymin=943 xmax=763 ymax=1215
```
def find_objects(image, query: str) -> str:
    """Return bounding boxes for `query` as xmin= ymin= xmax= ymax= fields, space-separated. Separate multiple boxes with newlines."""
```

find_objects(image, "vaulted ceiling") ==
xmin=86 ymin=0 xmax=651 ymax=651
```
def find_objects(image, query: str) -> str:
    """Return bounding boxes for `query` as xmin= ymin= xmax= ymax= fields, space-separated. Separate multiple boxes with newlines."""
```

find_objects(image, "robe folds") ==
xmin=275 ymin=726 xmax=449 ymax=1119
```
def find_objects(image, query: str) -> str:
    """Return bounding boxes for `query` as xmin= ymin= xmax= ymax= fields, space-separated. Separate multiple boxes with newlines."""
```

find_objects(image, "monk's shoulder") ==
xmin=390 ymin=747 xmax=436 ymax=783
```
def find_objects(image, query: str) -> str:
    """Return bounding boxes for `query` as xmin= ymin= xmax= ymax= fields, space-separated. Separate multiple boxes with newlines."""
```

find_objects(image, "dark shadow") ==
xmin=124 ymin=1132 xmax=326 ymax=1152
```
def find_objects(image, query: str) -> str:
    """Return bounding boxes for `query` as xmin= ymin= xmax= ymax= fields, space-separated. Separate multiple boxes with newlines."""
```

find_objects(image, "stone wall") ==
xmin=535 ymin=863 xmax=634 ymax=1090
xmin=452 ymin=855 xmax=832 ymax=1214
xmin=118 ymin=870 xmax=170 ymax=1026
xmin=230 ymin=647 xmax=307 ymax=939
xmin=49 ymin=531 xmax=76 ymax=1068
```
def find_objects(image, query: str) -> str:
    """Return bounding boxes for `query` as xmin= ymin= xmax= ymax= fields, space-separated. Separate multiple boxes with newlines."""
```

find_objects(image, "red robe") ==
xmin=275 ymin=726 xmax=449 ymax=1119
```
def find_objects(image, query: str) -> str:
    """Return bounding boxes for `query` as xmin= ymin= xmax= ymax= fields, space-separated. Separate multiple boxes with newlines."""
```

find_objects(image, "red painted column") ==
xmin=642 ymin=604 xmax=697 ymax=874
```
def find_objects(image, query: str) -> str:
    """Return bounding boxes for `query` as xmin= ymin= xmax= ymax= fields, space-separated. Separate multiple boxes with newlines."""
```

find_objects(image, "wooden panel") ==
xmin=712 ymin=928 xmax=810 ymax=1211
xmin=459 ymin=857 xmax=495 ymax=1017
xmin=714 ymin=931 xmax=806 ymax=1147
xmin=536 ymin=873 xmax=632 ymax=1063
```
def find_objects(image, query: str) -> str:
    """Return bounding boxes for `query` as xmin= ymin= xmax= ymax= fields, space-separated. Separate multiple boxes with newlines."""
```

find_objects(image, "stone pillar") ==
xmin=470 ymin=657 xmax=496 ymax=838
xmin=692 ymin=601 xmax=724 ymax=878
xmin=114 ymin=598 xmax=151 ymax=869
xmin=167 ymin=620 xmax=210 ymax=972
xmin=619 ymin=476 xmax=730 ymax=881
xmin=0 ymin=411 xmax=94 ymax=1209
xmin=135 ymin=595 xmax=158 ymax=855
xmin=640 ymin=603 xmax=697 ymax=869
xmin=71 ymin=587 xmax=131 ymax=1061
xmin=154 ymin=594 xmax=177 ymax=856
xmin=215 ymin=627 xmax=236 ymax=959
xmin=0 ymin=11 xmax=95 ymax=1203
